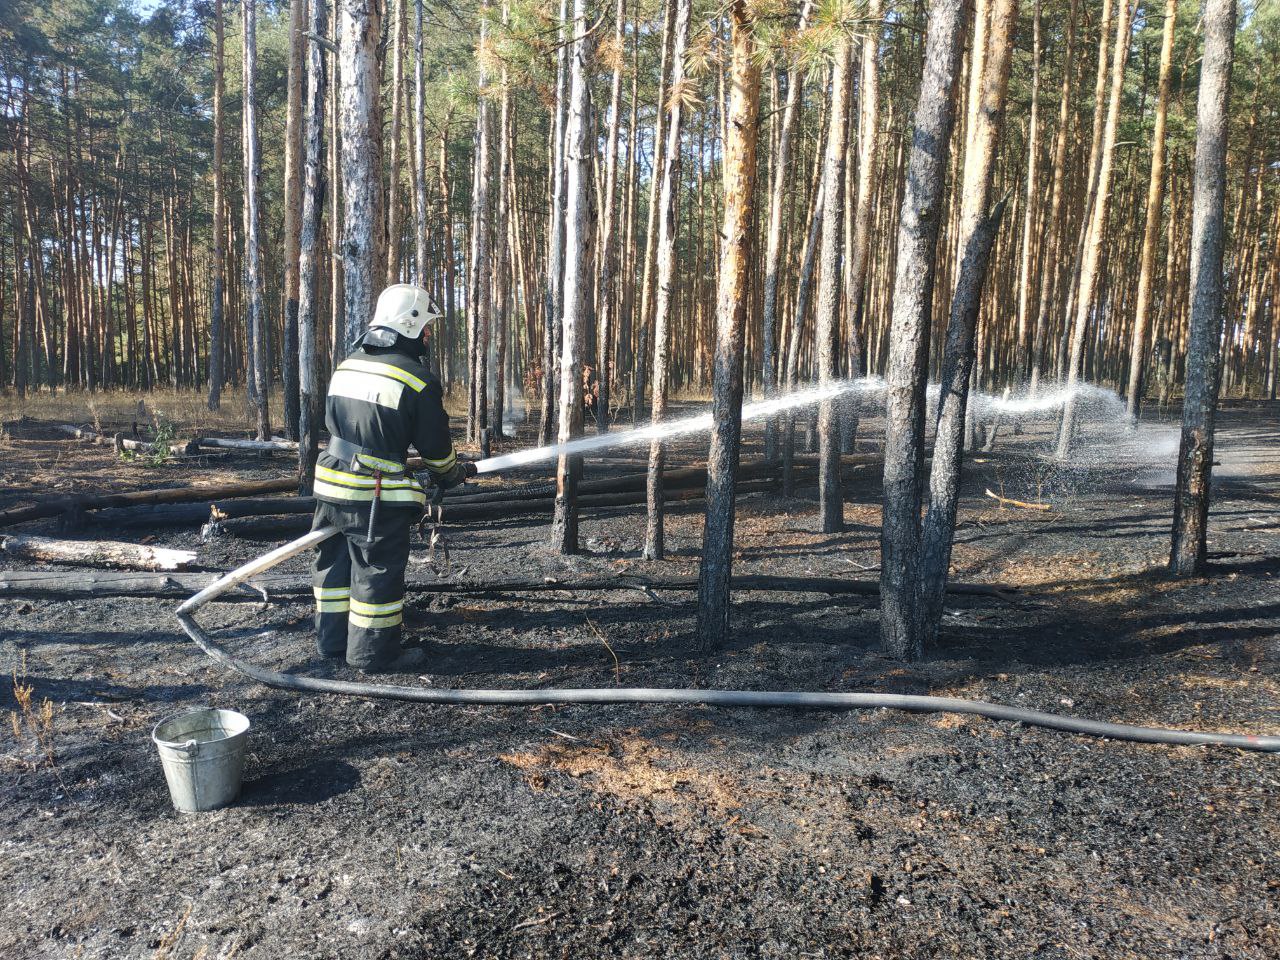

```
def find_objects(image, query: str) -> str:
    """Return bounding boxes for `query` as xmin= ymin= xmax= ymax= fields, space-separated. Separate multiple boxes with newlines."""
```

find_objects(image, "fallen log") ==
xmin=0 ymin=477 xmax=300 ymax=529
xmin=197 ymin=437 xmax=300 ymax=452
xmin=0 ymin=533 xmax=197 ymax=571
xmin=54 ymin=423 xmax=198 ymax=457
xmin=211 ymin=460 xmax=833 ymax=518
xmin=87 ymin=503 xmax=223 ymax=528
xmin=0 ymin=569 xmax=1016 ymax=601
xmin=208 ymin=478 xmax=785 ymax=539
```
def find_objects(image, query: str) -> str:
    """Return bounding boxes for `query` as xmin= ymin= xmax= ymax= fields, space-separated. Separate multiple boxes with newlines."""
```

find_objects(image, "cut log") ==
xmin=0 ymin=478 xmax=300 ymax=529
xmin=0 ymin=533 xmax=198 ymax=571
xmin=0 ymin=569 xmax=1017 ymax=601
xmin=86 ymin=504 xmax=223 ymax=528
xmin=197 ymin=437 xmax=300 ymax=452
xmin=54 ymin=423 xmax=198 ymax=457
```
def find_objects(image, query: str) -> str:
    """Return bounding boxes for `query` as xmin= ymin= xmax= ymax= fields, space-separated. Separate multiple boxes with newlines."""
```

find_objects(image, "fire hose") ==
xmin=173 ymin=525 xmax=1280 ymax=753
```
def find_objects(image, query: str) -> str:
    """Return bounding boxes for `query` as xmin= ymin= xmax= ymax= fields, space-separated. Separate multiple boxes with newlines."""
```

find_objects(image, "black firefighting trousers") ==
xmin=311 ymin=500 xmax=419 ymax=670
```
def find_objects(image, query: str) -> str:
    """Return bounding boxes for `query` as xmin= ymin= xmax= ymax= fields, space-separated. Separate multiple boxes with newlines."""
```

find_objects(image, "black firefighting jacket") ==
xmin=312 ymin=344 xmax=457 ymax=510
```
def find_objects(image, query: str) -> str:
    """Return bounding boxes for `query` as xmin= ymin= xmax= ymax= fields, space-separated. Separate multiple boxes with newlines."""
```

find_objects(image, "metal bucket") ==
xmin=151 ymin=707 xmax=250 ymax=812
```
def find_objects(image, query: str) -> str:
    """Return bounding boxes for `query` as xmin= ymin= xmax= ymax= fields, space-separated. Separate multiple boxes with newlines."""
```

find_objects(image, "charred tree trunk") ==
xmin=643 ymin=0 xmax=692 ymax=561
xmin=298 ymin=0 xmax=329 ymax=492
xmin=695 ymin=0 xmax=761 ymax=650
xmin=917 ymin=0 xmax=1017 ymax=647
xmin=1170 ymin=0 xmax=1236 ymax=575
xmin=550 ymin=0 xmax=594 ymax=554
xmin=338 ymin=0 xmax=384 ymax=346
xmin=243 ymin=0 xmax=270 ymax=440
xmin=878 ymin=0 xmax=966 ymax=661
xmin=541 ymin=0 xmax=570 ymax=446
xmin=1055 ymin=0 xmax=1132 ymax=457
xmin=207 ymin=0 xmax=227 ymax=411
xmin=814 ymin=37 xmax=853 ymax=534
xmin=1125 ymin=0 xmax=1177 ymax=420
xmin=281 ymin=0 xmax=307 ymax=441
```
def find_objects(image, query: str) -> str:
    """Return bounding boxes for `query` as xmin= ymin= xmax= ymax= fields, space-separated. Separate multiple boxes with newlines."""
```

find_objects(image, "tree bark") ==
xmin=242 ymin=0 xmax=270 ymax=440
xmin=878 ymin=0 xmax=967 ymax=661
xmin=385 ymin=0 xmax=405 ymax=286
xmin=695 ymin=0 xmax=761 ymax=650
xmin=468 ymin=14 xmax=493 ymax=443
xmin=299 ymin=0 xmax=330 ymax=493
xmin=550 ymin=0 xmax=595 ymax=554
xmin=338 ymin=0 xmax=384 ymax=347
xmin=207 ymin=0 xmax=227 ymax=411
xmin=915 ymin=0 xmax=1017 ymax=648
xmin=282 ymin=0 xmax=307 ymax=441
xmin=1125 ymin=0 xmax=1177 ymax=420
xmin=541 ymin=0 xmax=571 ymax=445
xmin=760 ymin=1 xmax=815 ymax=460
xmin=1055 ymin=0 xmax=1132 ymax=458
xmin=1170 ymin=0 xmax=1236 ymax=575
xmin=594 ymin=0 xmax=627 ymax=435
xmin=815 ymin=37 xmax=854 ymax=534
xmin=0 ymin=535 xmax=197 ymax=573
xmin=643 ymin=0 xmax=692 ymax=561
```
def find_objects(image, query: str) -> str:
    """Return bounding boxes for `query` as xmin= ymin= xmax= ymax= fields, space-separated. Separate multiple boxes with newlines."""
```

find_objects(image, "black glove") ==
xmin=436 ymin=461 xmax=470 ymax=490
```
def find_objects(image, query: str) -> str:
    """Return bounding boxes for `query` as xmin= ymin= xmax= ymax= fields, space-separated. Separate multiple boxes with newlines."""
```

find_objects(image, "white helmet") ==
xmin=369 ymin=284 xmax=442 ymax=340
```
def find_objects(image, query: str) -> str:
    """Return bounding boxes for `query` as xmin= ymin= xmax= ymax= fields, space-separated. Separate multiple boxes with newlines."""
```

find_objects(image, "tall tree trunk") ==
xmin=844 ymin=0 xmax=882 ymax=383
xmin=541 ymin=0 xmax=571 ymax=445
xmin=633 ymin=0 xmax=677 ymax=425
xmin=643 ymin=0 xmax=692 ymax=561
xmin=282 ymin=0 xmax=307 ymax=440
xmin=695 ymin=0 xmax=761 ymax=650
xmin=1013 ymin=0 xmax=1040 ymax=383
xmin=468 ymin=15 xmax=492 ymax=443
xmin=338 ymin=0 xmax=384 ymax=347
xmin=814 ymin=36 xmax=853 ymax=534
xmin=299 ymin=0 xmax=329 ymax=491
xmin=1170 ymin=0 xmax=1236 ymax=575
xmin=492 ymin=0 xmax=512 ymax=438
xmin=878 ymin=0 xmax=967 ymax=662
xmin=594 ymin=0 xmax=627 ymax=435
xmin=385 ymin=0 xmax=405 ymax=285
xmin=328 ymin=4 xmax=345 ymax=367
xmin=761 ymin=0 xmax=815 ymax=461
xmin=412 ymin=0 xmax=428 ymax=285
xmin=1125 ymin=0 xmax=1177 ymax=420
xmin=1055 ymin=0 xmax=1132 ymax=458
xmin=1029 ymin=0 xmax=1079 ymax=392
xmin=917 ymin=0 xmax=1017 ymax=647
xmin=243 ymin=0 xmax=270 ymax=439
xmin=550 ymin=0 xmax=594 ymax=555
xmin=437 ymin=123 xmax=457 ymax=383
xmin=208 ymin=0 xmax=227 ymax=410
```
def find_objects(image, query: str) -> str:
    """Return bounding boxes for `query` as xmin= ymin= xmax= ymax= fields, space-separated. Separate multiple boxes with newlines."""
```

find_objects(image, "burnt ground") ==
xmin=0 ymin=400 xmax=1277 ymax=959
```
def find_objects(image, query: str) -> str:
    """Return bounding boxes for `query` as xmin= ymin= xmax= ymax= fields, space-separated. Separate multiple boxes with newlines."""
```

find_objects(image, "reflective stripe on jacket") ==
xmin=314 ymin=345 xmax=456 ymax=510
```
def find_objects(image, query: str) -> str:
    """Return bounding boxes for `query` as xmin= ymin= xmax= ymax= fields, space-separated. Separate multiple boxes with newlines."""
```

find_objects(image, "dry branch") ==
xmin=983 ymin=488 xmax=1052 ymax=511
xmin=0 ymin=534 xmax=197 ymax=571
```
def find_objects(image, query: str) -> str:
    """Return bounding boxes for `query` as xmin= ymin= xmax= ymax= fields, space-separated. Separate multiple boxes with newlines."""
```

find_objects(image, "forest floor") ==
xmin=0 ymin=395 xmax=1277 ymax=960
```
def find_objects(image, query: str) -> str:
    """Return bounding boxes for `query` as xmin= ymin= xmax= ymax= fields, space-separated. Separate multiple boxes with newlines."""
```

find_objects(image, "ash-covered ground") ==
xmin=1 ymin=400 xmax=1277 ymax=959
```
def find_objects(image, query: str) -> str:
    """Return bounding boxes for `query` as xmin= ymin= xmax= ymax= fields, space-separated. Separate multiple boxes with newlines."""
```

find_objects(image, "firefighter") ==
xmin=311 ymin=284 xmax=474 ymax=672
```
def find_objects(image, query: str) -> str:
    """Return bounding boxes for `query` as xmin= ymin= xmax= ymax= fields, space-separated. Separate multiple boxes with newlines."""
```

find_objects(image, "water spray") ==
xmin=172 ymin=376 xmax=1279 ymax=752
xmin=472 ymin=378 xmax=884 ymax=474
